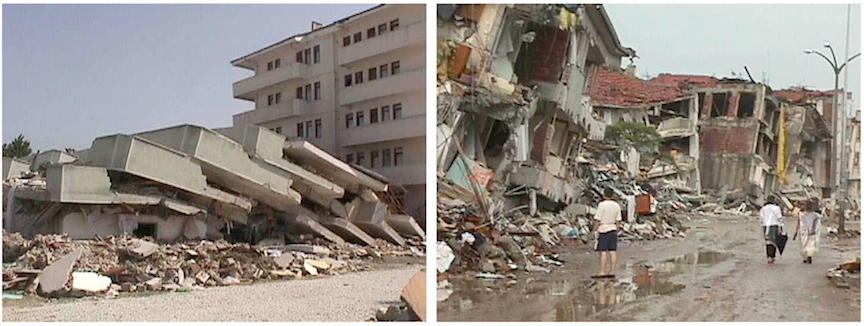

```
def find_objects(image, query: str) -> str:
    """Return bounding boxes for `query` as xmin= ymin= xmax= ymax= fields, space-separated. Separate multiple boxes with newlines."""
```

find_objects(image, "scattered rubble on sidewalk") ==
xmin=373 ymin=270 xmax=426 ymax=322
xmin=2 ymin=230 xmax=424 ymax=298
xmin=827 ymin=258 xmax=861 ymax=290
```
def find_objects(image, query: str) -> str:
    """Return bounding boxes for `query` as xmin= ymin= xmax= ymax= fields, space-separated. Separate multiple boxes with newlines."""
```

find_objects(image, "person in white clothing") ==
xmin=592 ymin=188 xmax=623 ymax=278
xmin=759 ymin=196 xmax=785 ymax=264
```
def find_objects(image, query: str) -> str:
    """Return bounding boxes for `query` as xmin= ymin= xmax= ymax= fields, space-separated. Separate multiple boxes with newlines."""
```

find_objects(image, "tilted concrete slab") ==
xmin=45 ymin=165 xmax=205 ymax=215
xmin=354 ymin=220 xmax=406 ymax=246
xmin=317 ymin=216 xmax=376 ymax=246
xmin=385 ymin=214 xmax=425 ymax=239
xmin=282 ymin=214 xmax=345 ymax=245
xmin=353 ymin=201 xmax=389 ymax=225
xmin=87 ymin=134 xmax=252 ymax=211
xmin=39 ymin=248 xmax=82 ymax=296
xmin=283 ymin=140 xmax=388 ymax=193
xmin=3 ymin=157 xmax=31 ymax=180
xmin=135 ymin=124 xmax=301 ymax=211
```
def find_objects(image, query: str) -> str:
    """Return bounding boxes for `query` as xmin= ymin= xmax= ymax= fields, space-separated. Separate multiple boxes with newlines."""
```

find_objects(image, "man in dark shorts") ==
xmin=592 ymin=188 xmax=623 ymax=278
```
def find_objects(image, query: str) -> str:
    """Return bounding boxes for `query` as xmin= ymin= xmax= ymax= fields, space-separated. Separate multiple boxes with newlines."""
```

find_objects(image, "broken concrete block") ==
xmin=183 ymin=218 xmax=207 ymax=240
xmin=284 ymin=244 xmax=331 ymax=256
xmin=353 ymin=201 xmax=389 ymax=225
xmin=303 ymin=261 xmax=319 ymax=275
xmin=273 ymin=253 xmax=295 ymax=269
xmin=385 ymin=214 xmax=426 ymax=239
xmin=71 ymin=272 xmax=112 ymax=293
xmin=128 ymin=239 xmax=159 ymax=258
xmin=39 ymin=248 xmax=82 ymax=296
xmin=316 ymin=216 xmax=376 ymax=246
xmin=400 ymin=270 xmax=426 ymax=321
xmin=120 ymin=282 xmax=136 ymax=292
xmin=284 ymin=214 xmax=346 ymax=245
xmin=257 ymin=238 xmax=286 ymax=247
xmin=355 ymin=220 xmax=406 ymax=246
xmin=144 ymin=277 xmax=162 ymax=291
xmin=304 ymin=259 xmax=331 ymax=270
xmin=320 ymin=258 xmax=345 ymax=270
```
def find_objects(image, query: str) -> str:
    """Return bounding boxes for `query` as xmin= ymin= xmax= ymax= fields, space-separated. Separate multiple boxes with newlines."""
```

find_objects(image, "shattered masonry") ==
xmin=435 ymin=3 xmax=851 ymax=279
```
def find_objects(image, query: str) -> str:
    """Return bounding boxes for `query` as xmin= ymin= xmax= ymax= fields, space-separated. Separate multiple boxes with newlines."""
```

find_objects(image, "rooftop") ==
xmin=588 ymin=66 xmax=683 ymax=108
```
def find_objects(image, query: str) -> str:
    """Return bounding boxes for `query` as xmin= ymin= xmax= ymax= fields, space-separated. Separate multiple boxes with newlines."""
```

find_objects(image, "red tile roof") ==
xmin=588 ymin=66 xmax=683 ymax=108
xmin=774 ymin=88 xmax=841 ymax=104
xmin=649 ymin=74 xmax=719 ymax=87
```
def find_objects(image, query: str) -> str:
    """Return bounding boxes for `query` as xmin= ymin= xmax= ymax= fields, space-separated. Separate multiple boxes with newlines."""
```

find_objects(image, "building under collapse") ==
xmin=2 ymin=124 xmax=425 ymax=246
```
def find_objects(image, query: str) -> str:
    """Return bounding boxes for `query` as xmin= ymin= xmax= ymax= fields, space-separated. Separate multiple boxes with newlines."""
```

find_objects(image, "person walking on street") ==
xmin=592 ymin=188 xmax=623 ymax=278
xmin=760 ymin=196 xmax=786 ymax=264
xmin=794 ymin=199 xmax=822 ymax=264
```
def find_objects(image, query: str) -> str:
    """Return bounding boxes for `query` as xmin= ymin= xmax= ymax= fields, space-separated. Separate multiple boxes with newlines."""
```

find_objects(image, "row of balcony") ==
xmin=339 ymin=68 xmax=425 ymax=106
xmin=340 ymin=114 xmax=425 ymax=147
xmin=232 ymin=99 xmax=310 ymax=126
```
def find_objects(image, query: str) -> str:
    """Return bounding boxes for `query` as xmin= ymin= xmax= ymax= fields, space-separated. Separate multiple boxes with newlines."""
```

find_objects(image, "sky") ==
xmin=2 ymin=4 xmax=377 ymax=150
xmin=3 ymin=4 xmax=862 ymax=151
xmin=606 ymin=3 xmax=861 ymax=109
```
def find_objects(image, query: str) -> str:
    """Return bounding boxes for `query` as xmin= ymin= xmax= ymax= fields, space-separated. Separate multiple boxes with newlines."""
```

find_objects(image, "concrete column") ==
xmin=726 ymin=92 xmax=741 ymax=117
xmin=701 ymin=93 xmax=713 ymax=119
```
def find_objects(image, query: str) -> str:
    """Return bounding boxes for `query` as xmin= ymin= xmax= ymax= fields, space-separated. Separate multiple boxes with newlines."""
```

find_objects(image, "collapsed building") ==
xmin=3 ymin=124 xmax=425 ymax=247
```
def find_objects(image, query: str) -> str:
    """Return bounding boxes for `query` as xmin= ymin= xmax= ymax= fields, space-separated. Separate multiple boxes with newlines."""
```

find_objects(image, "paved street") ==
xmin=438 ymin=215 xmax=860 ymax=321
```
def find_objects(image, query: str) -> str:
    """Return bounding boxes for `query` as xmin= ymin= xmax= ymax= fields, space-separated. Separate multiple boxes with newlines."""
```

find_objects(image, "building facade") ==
xmin=229 ymin=4 xmax=426 ymax=218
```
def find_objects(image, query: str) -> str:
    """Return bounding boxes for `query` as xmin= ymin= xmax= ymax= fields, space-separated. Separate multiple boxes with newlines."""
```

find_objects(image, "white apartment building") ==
xmin=229 ymin=4 xmax=427 ymax=218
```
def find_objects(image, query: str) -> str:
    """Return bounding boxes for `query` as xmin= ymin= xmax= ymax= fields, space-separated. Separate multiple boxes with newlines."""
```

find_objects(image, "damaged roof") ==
xmin=774 ymin=88 xmax=842 ymax=104
xmin=649 ymin=74 xmax=719 ymax=88
xmin=588 ymin=66 xmax=683 ymax=108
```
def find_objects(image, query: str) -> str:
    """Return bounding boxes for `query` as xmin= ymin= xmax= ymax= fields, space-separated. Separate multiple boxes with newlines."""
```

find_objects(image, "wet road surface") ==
xmin=438 ymin=215 xmax=860 ymax=321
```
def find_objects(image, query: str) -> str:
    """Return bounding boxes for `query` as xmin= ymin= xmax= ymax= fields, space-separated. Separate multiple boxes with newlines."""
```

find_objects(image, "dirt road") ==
xmin=438 ymin=214 xmax=860 ymax=321
xmin=4 ymin=263 xmax=422 ymax=322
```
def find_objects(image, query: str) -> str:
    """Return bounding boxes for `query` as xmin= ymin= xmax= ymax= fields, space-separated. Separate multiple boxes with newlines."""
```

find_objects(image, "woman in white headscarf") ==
xmin=794 ymin=199 xmax=822 ymax=264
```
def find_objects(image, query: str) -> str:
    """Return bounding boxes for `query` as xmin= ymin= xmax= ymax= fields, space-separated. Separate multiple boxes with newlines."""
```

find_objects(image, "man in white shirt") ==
xmin=592 ymin=188 xmax=623 ymax=278
xmin=759 ymin=196 xmax=785 ymax=264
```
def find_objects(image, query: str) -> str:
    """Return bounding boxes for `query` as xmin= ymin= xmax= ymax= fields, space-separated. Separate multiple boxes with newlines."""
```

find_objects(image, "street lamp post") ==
xmin=804 ymin=10 xmax=860 ymax=234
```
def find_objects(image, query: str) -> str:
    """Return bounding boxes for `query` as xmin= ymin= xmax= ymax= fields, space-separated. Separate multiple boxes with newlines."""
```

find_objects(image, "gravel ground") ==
xmin=3 ymin=264 xmax=422 ymax=322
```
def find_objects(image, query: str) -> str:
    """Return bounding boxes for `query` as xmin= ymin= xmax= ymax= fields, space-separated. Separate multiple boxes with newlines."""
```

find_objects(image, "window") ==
xmin=346 ymin=153 xmax=354 ymax=164
xmin=382 ymin=149 xmax=392 ymax=166
xmin=355 ymin=71 xmax=363 ymax=84
xmin=315 ymin=119 xmax=322 ymax=138
xmin=304 ymin=84 xmax=311 ymax=101
xmin=393 ymin=103 xmax=402 ymax=119
xmin=381 ymin=105 xmax=391 ymax=121
xmin=343 ymin=36 xmax=351 ymax=47
xmin=297 ymin=123 xmax=304 ymax=138
xmin=274 ymin=92 xmax=281 ymax=104
xmin=353 ymin=32 xmax=362 ymax=43
xmin=267 ymin=61 xmax=273 ymax=71
xmin=368 ymin=67 xmax=377 ymax=81
xmin=305 ymin=121 xmax=312 ymax=138
xmin=391 ymin=61 xmax=400 ymax=75
xmin=367 ymin=28 xmax=376 ymax=39
xmin=356 ymin=111 xmax=364 ymax=126
xmin=379 ymin=64 xmax=389 ymax=78
xmin=275 ymin=127 xmax=282 ymax=134
xmin=314 ymin=82 xmax=321 ymax=100
xmin=346 ymin=113 xmax=353 ymax=129
xmin=394 ymin=147 xmax=403 ymax=166
xmin=344 ymin=74 xmax=352 ymax=87
xmin=356 ymin=152 xmax=365 ymax=167
xmin=268 ymin=94 xmax=274 ymax=106
xmin=378 ymin=23 xmax=387 ymax=35
xmin=390 ymin=19 xmax=399 ymax=30
xmin=274 ymin=59 xmax=281 ymax=69
xmin=296 ymin=87 xmax=303 ymax=100
xmin=296 ymin=52 xmax=303 ymax=63
xmin=303 ymin=49 xmax=311 ymax=65
xmin=371 ymin=150 xmax=379 ymax=168
xmin=313 ymin=45 xmax=320 ymax=64
xmin=370 ymin=108 xmax=379 ymax=124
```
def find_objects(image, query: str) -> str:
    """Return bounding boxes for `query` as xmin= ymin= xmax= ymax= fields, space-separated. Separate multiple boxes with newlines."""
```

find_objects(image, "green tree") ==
xmin=604 ymin=121 xmax=660 ymax=151
xmin=3 ymin=134 xmax=32 ymax=158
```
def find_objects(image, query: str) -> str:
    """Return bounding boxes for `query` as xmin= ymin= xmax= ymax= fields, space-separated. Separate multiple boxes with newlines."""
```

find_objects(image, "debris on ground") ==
xmin=373 ymin=269 xmax=425 ymax=321
xmin=827 ymin=258 xmax=861 ymax=289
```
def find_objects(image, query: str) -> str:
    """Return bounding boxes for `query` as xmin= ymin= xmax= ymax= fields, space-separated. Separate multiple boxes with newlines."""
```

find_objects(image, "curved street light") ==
xmin=804 ymin=42 xmax=861 ymax=89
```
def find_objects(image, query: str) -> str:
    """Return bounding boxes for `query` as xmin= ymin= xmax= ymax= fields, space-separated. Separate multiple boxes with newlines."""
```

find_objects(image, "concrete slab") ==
xmin=283 ymin=140 xmax=388 ymax=193
xmin=385 ymin=214 xmax=426 ymax=239
xmin=39 ymin=248 xmax=83 ymax=296
xmin=355 ymin=220 xmax=406 ymax=246
xmin=317 ymin=216 xmax=376 ymax=246
xmin=353 ymin=201 xmax=389 ymax=225
xmin=3 ymin=157 xmax=30 ymax=180
xmin=283 ymin=214 xmax=346 ymax=245
xmin=135 ymin=125 xmax=301 ymax=210
xmin=284 ymin=244 xmax=331 ymax=255
xmin=401 ymin=270 xmax=427 ymax=321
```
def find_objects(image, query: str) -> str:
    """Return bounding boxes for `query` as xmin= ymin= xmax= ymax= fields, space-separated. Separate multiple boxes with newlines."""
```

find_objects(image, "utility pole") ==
xmin=839 ymin=3 xmax=852 ymax=234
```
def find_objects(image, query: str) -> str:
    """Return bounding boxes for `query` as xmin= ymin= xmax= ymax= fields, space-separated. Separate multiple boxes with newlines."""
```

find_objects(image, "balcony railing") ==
xmin=340 ymin=114 xmax=425 ymax=147
xmin=233 ymin=64 xmax=309 ymax=100
xmin=232 ymin=99 xmax=311 ymax=126
xmin=338 ymin=20 xmax=426 ymax=66
xmin=339 ymin=68 xmax=424 ymax=106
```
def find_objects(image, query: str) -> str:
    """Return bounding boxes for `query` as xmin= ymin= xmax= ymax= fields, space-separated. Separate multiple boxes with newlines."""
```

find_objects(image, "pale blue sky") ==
xmin=3 ymin=4 xmax=861 ymax=151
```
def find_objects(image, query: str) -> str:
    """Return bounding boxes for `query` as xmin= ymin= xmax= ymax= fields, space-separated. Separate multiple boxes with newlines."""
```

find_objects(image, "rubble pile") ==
xmin=827 ymin=258 xmax=861 ymax=289
xmin=2 ymin=230 xmax=424 ymax=297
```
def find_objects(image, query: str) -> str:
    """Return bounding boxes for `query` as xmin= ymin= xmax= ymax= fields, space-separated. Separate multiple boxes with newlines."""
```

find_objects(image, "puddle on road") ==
xmin=439 ymin=250 xmax=733 ymax=321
